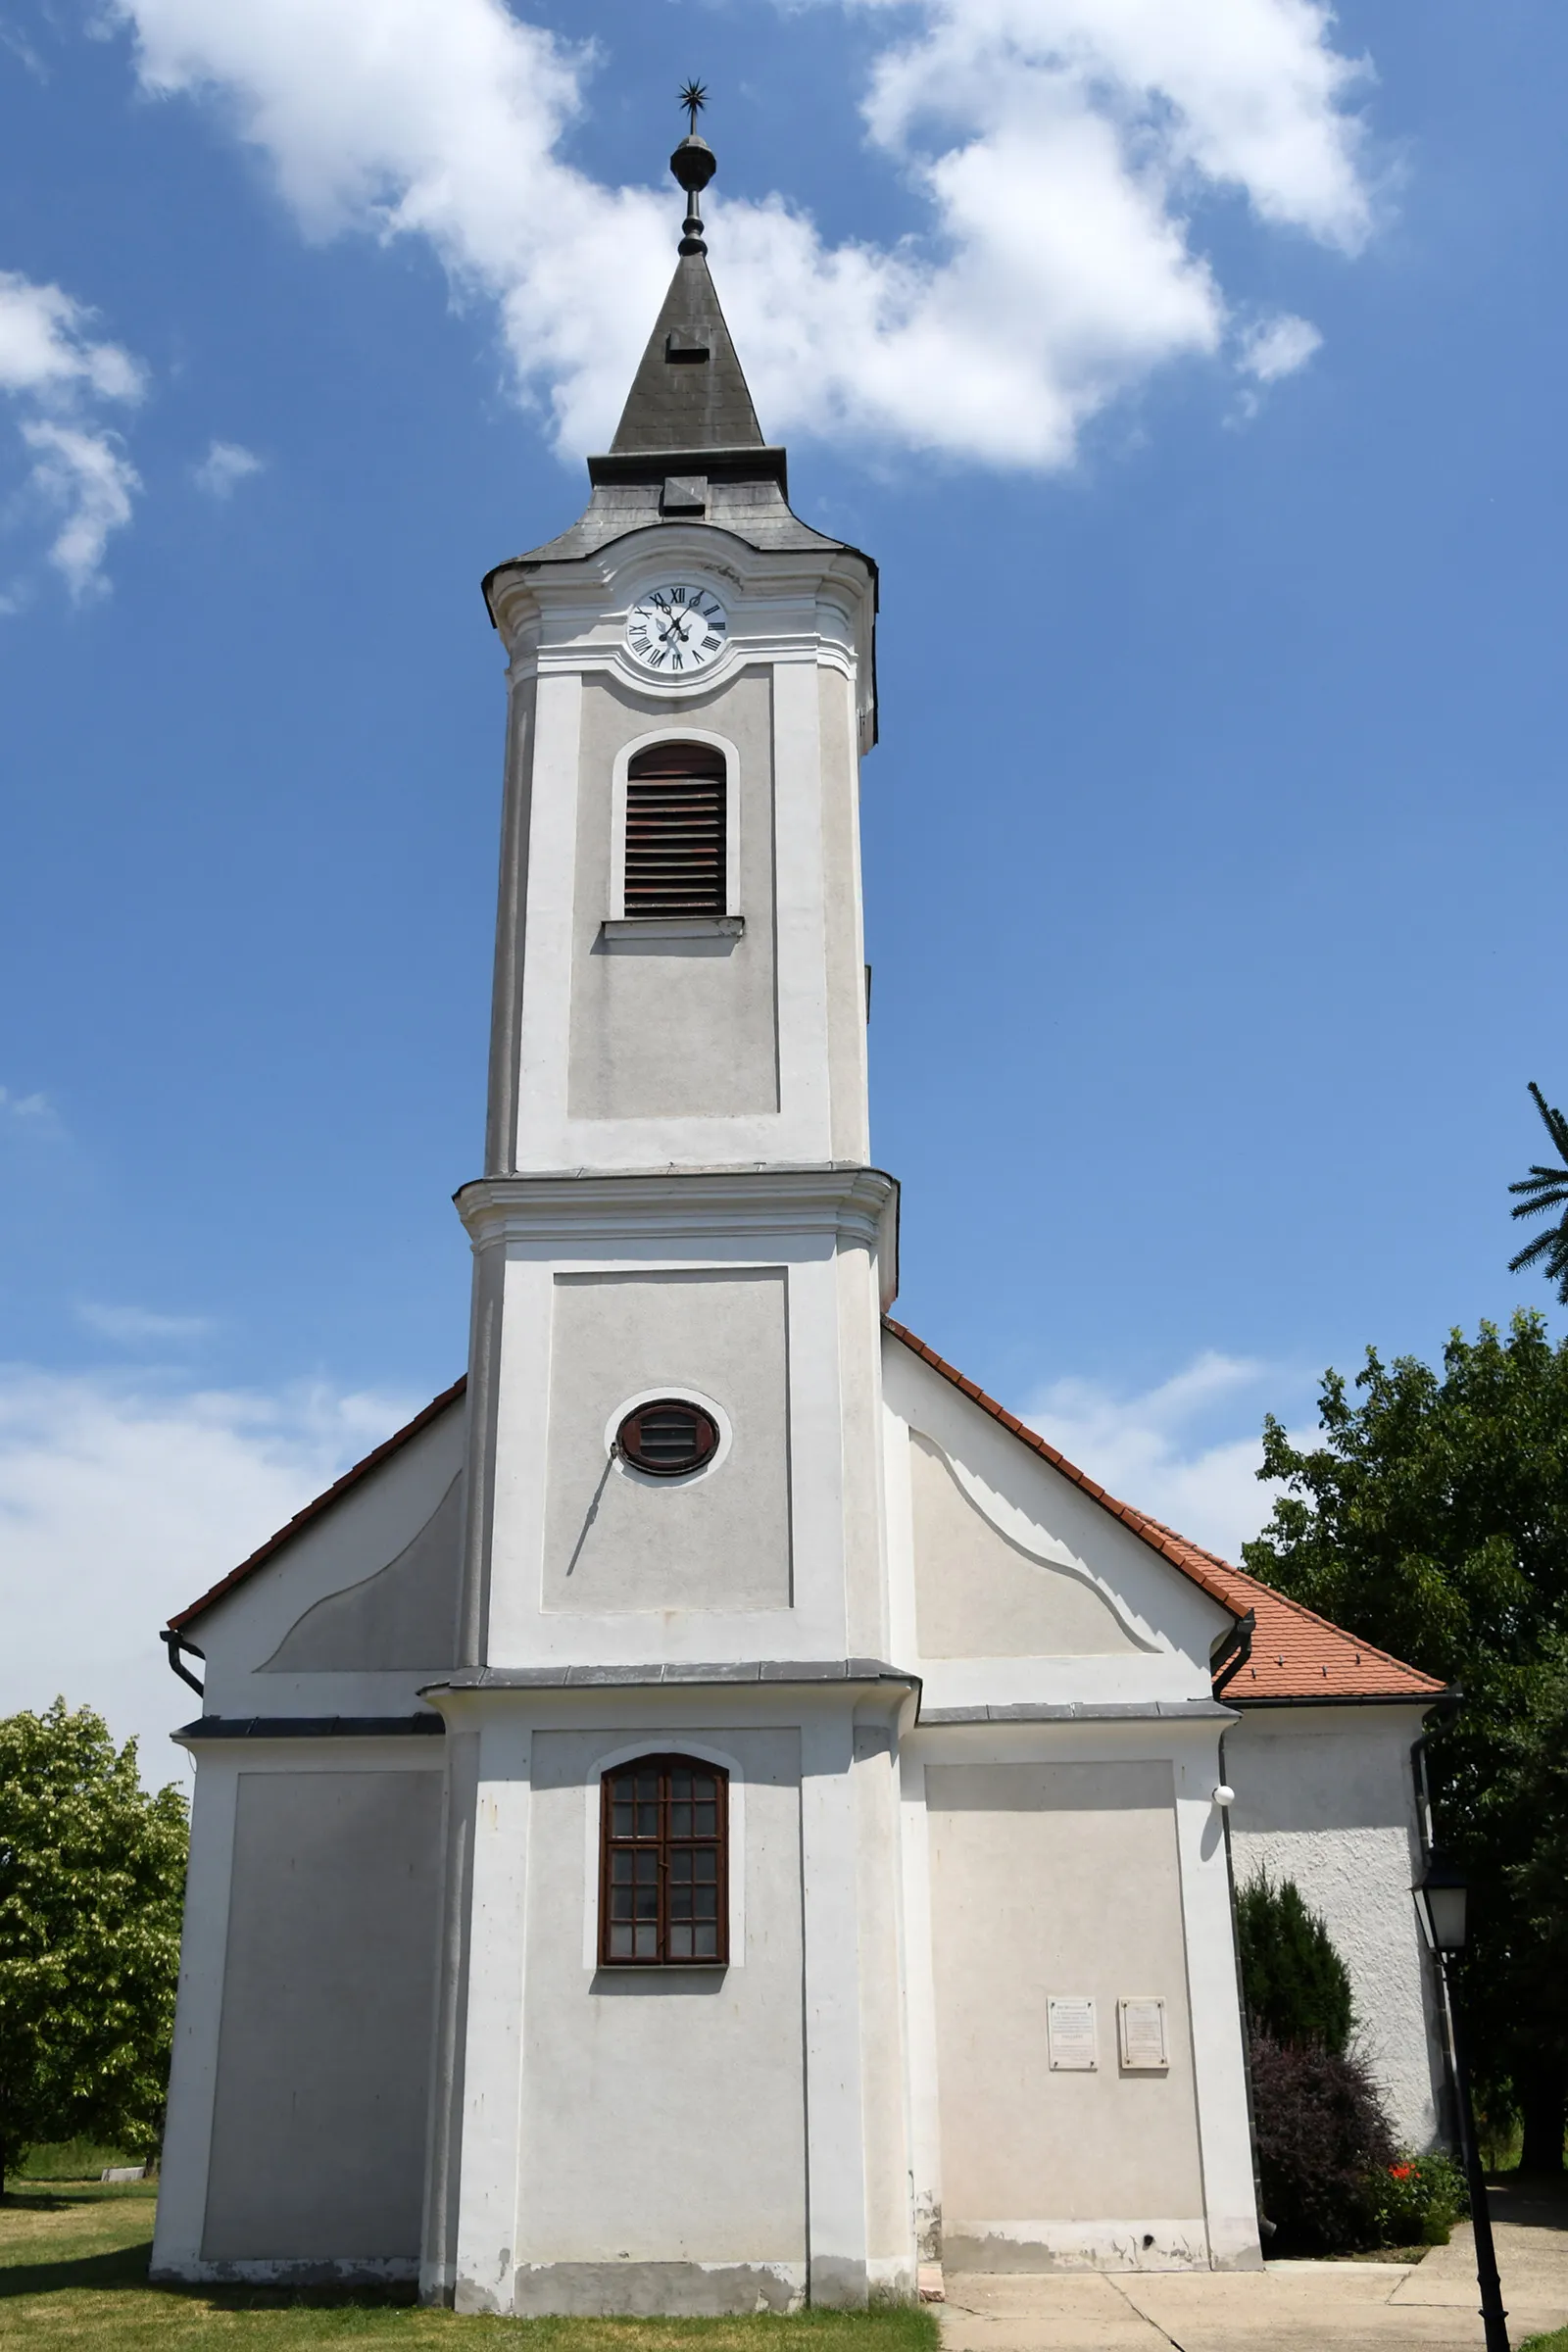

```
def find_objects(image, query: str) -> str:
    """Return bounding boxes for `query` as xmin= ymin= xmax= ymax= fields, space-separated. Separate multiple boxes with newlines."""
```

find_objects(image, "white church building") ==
xmin=151 ymin=125 xmax=1448 ymax=2315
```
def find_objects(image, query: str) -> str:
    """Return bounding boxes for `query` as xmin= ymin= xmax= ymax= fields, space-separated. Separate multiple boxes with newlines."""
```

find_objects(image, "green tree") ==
xmin=1509 ymin=1082 xmax=1568 ymax=1304
xmin=1237 ymin=1874 xmax=1354 ymax=2057
xmin=0 ymin=1700 xmax=188 ymax=2192
xmin=1244 ymin=1312 xmax=1568 ymax=2173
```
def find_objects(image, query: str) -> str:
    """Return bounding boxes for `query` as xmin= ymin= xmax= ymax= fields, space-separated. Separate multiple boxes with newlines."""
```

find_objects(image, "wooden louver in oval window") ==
xmin=616 ymin=1398 xmax=720 ymax=1478
xmin=624 ymin=742 xmax=726 ymax=919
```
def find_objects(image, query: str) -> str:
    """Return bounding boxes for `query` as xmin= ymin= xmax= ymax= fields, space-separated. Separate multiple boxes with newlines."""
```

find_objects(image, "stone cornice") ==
xmin=455 ymin=1164 xmax=898 ymax=1260
xmin=426 ymin=1658 xmax=914 ymax=1690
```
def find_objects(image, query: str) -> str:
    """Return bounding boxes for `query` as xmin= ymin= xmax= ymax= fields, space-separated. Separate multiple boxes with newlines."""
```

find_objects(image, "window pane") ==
xmin=603 ymin=1756 xmax=727 ymax=1966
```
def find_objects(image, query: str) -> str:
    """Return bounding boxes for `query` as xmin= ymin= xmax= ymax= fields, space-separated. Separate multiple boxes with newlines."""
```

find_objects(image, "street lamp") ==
xmin=1413 ymin=1853 xmax=1510 ymax=2352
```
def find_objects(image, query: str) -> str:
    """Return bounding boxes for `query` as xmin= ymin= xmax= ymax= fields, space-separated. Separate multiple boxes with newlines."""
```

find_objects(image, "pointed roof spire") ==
xmin=608 ymin=89 xmax=767 ymax=459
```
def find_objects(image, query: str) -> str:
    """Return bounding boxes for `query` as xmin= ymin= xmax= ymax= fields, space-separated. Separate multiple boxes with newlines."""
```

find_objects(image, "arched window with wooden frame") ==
xmin=621 ymin=740 xmax=728 ymax=919
xmin=599 ymin=1753 xmax=729 ymax=1966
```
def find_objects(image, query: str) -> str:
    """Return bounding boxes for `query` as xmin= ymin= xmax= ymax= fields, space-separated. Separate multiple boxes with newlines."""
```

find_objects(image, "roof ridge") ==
xmin=169 ymin=1376 xmax=467 ymax=1632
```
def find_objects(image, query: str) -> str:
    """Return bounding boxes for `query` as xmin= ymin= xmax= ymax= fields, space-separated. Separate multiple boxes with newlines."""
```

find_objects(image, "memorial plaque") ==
xmin=1047 ymin=1995 xmax=1098 ymax=2070
xmin=1118 ymin=1996 xmax=1168 ymax=2071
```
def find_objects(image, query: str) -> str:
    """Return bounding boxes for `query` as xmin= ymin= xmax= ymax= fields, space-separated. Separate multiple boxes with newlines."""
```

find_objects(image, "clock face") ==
xmin=624 ymin=583 xmax=728 ymax=677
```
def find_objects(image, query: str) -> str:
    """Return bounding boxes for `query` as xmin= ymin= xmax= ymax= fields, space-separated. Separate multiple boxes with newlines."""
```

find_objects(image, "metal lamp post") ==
xmin=1414 ymin=1853 xmax=1510 ymax=2352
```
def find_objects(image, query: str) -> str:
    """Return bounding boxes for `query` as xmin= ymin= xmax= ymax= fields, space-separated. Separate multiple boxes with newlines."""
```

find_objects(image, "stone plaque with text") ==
xmin=1048 ymin=1995 xmax=1098 ymax=2070
xmin=1118 ymin=1996 xmax=1169 ymax=2070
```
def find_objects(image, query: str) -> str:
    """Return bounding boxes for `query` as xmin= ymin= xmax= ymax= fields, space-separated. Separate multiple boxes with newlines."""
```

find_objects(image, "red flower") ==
xmin=1389 ymin=2165 xmax=1415 ymax=2180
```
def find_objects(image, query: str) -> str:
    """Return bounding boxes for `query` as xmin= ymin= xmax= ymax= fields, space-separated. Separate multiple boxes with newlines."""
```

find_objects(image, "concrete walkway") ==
xmin=940 ymin=2180 xmax=1568 ymax=2350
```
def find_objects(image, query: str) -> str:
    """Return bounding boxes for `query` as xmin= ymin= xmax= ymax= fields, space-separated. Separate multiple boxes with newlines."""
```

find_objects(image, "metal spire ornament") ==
xmin=670 ymin=80 xmax=716 ymax=255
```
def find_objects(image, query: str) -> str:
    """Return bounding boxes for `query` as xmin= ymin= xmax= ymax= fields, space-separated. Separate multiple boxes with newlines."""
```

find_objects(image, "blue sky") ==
xmin=2 ymin=0 xmax=1565 ymax=1774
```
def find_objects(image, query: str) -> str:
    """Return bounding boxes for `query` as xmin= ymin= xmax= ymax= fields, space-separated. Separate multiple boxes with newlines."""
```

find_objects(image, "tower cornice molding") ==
xmin=487 ymin=525 xmax=873 ymax=641
xmin=455 ymin=1164 xmax=899 ymax=1293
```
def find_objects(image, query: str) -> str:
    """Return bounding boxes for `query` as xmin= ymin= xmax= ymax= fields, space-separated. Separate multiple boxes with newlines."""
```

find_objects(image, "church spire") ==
xmin=609 ymin=92 xmax=766 ymax=458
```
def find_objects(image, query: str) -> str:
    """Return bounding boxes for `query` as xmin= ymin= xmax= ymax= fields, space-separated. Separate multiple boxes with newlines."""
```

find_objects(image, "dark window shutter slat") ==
xmin=624 ymin=743 xmax=726 ymax=917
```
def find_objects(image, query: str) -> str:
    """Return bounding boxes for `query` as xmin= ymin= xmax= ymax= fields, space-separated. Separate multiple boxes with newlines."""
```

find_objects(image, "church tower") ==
xmin=151 ymin=107 xmax=1449 ymax=2321
xmin=420 ymin=120 xmax=914 ymax=2313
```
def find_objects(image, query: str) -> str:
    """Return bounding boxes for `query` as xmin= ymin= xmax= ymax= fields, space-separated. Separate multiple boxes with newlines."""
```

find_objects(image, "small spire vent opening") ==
xmin=624 ymin=741 xmax=726 ymax=919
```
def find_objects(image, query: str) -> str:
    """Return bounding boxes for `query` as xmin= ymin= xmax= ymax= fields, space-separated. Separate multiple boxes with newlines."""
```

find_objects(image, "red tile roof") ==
xmin=884 ymin=1320 xmax=1445 ymax=1708
xmin=168 ymin=1377 xmax=467 ymax=1633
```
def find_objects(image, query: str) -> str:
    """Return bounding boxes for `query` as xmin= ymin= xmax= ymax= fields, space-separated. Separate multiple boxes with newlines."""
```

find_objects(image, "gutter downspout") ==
xmin=161 ymin=1627 xmax=205 ymax=1697
xmin=1211 ymin=1608 xmax=1265 ymax=2253
xmin=1215 ymin=1714 xmax=1272 ymax=2257
xmin=1211 ymin=1607 xmax=1255 ymax=1699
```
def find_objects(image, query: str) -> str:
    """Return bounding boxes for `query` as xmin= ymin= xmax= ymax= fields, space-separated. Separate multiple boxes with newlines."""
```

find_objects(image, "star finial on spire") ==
xmin=669 ymin=81 xmax=716 ymax=257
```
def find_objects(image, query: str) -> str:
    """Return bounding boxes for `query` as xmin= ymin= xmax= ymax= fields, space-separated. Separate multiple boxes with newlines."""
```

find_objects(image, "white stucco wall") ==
xmin=188 ymin=1391 xmax=466 ymax=1723
xmin=151 ymin=1740 xmax=448 ymax=2285
xmin=541 ymin=1265 xmax=790 ymax=1612
xmin=925 ymin=1756 xmax=1206 ymax=2264
xmin=514 ymin=1725 xmax=808 ymax=2288
xmin=567 ymin=672 xmax=779 ymax=1122
xmin=1225 ymin=1706 xmax=1446 ymax=2152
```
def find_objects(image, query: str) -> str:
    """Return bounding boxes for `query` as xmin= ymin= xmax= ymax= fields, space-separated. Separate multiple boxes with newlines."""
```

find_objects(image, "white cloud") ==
xmin=0 ymin=1083 xmax=57 ymax=1126
xmin=192 ymin=437 xmax=264 ymax=498
xmin=106 ymin=0 xmax=1374 ymax=469
xmin=1019 ymin=1348 xmax=1294 ymax=1564
xmin=1239 ymin=310 xmax=1323 ymax=382
xmin=20 ymin=418 xmax=141 ymax=597
xmin=0 ymin=270 xmax=145 ymax=598
xmin=0 ymin=1366 xmax=420 ymax=1785
xmin=0 ymin=271 xmax=145 ymax=402
xmin=75 ymin=1301 xmax=217 ymax=1346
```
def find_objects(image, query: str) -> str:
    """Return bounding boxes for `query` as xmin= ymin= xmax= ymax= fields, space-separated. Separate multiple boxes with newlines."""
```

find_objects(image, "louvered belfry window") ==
xmin=600 ymin=1753 xmax=729 ymax=1966
xmin=623 ymin=741 xmax=726 ymax=918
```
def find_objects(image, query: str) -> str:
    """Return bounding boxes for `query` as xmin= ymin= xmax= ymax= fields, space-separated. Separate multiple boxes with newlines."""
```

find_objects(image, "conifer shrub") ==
xmin=1237 ymin=1872 xmax=1354 ymax=2056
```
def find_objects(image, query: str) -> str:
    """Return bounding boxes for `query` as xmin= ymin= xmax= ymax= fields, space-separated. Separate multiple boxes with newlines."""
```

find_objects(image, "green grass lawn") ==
xmin=0 ymin=2183 xmax=942 ymax=2352
xmin=1520 ymin=2333 xmax=1568 ymax=2351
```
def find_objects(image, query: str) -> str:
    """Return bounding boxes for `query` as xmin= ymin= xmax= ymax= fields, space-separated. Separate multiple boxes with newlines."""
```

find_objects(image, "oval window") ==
xmin=616 ymin=1398 xmax=720 ymax=1479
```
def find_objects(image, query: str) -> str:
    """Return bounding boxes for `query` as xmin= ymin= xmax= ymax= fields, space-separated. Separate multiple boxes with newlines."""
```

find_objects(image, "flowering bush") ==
xmin=1367 ymin=2150 xmax=1468 ymax=2247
